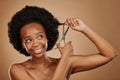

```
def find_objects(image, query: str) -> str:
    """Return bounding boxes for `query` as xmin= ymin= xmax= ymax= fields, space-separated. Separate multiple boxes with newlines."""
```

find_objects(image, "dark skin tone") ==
xmin=9 ymin=18 xmax=118 ymax=80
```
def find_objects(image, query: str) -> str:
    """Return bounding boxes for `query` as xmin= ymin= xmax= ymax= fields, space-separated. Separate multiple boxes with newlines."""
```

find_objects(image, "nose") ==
xmin=32 ymin=39 xmax=40 ymax=47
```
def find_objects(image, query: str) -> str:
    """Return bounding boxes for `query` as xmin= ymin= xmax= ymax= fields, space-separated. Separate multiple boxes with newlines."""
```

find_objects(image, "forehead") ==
xmin=20 ymin=22 xmax=46 ymax=37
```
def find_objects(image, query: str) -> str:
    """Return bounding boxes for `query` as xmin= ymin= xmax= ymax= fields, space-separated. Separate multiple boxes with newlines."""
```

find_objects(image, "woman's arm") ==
xmin=65 ymin=18 xmax=118 ymax=73
xmin=52 ymin=41 xmax=73 ymax=80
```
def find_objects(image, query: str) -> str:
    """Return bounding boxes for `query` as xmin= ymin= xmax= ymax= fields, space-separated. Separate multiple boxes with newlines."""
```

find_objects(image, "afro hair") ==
xmin=8 ymin=5 xmax=60 ymax=56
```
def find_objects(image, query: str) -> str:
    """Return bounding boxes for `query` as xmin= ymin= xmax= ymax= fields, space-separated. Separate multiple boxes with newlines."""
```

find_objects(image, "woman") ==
xmin=8 ymin=6 xmax=118 ymax=80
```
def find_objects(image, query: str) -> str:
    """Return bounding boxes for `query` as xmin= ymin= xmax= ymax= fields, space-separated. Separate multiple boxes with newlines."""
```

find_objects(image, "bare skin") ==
xmin=9 ymin=18 xmax=118 ymax=80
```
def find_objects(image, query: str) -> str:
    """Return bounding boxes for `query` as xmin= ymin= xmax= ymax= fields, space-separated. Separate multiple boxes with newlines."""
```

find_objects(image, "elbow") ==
xmin=113 ymin=50 xmax=119 ymax=57
xmin=108 ymin=50 xmax=119 ymax=60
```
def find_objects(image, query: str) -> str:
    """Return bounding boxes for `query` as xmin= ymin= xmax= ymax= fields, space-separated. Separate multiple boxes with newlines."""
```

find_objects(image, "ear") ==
xmin=22 ymin=42 xmax=25 ymax=49
xmin=22 ymin=42 xmax=29 ymax=53
xmin=45 ymin=40 xmax=48 ymax=49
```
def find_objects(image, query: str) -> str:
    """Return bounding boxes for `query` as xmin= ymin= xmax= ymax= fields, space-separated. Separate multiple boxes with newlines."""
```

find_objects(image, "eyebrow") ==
xmin=23 ymin=32 xmax=43 ymax=40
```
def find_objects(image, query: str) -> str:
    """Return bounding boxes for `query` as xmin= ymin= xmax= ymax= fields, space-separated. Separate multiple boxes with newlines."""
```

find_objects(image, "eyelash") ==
xmin=24 ymin=35 xmax=43 ymax=44
xmin=38 ymin=35 xmax=43 ymax=40
xmin=25 ymin=39 xmax=32 ymax=44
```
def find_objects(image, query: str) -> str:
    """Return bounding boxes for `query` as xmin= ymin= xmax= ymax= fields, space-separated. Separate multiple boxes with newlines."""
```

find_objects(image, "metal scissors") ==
xmin=59 ymin=23 xmax=69 ymax=44
xmin=54 ymin=23 xmax=69 ymax=49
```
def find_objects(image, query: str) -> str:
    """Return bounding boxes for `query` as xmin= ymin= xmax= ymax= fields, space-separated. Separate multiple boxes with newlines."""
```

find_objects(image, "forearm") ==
xmin=81 ymin=27 xmax=118 ymax=59
xmin=52 ymin=57 xmax=70 ymax=80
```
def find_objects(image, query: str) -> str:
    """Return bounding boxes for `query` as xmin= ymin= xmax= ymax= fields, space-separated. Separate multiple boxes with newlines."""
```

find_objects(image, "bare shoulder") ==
xmin=9 ymin=60 xmax=29 ymax=73
xmin=9 ymin=61 xmax=33 ymax=80
xmin=9 ymin=63 xmax=26 ymax=76
xmin=9 ymin=63 xmax=24 ymax=73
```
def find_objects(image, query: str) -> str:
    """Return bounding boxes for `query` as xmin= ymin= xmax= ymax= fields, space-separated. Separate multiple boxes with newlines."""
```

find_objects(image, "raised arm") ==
xmin=52 ymin=41 xmax=73 ymax=80
xmin=65 ymin=18 xmax=118 ymax=73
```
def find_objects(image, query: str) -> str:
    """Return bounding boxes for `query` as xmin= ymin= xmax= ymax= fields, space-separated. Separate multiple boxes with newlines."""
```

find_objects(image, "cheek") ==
xmin=23 ymin=42 xmax=31 ymax=53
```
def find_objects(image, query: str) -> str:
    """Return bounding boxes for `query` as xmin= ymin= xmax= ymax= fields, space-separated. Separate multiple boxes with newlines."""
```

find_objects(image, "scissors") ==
xmin=54 ymin=23 xmax=69 ymax=49
xmin=59 ymin=23 xmax=69 ymax=44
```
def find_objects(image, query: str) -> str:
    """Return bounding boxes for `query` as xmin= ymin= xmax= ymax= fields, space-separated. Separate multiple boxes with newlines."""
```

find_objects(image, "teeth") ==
xmin=33 ymin=49 xmax=42 ymax=54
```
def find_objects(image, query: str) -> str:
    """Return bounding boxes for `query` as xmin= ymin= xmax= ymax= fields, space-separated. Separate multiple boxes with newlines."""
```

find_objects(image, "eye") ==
xmin=38 ymin=35 xmax=43 ymax=40
xmin=25 ymin=39 xmax=32 ymax=44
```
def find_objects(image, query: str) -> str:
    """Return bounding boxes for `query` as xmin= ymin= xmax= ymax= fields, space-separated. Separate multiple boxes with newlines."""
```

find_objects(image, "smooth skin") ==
xmin=9 ymin=18 xmax=118 ymax=80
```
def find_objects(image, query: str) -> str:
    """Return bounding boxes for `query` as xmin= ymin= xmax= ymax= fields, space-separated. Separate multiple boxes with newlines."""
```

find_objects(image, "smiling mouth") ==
xmin=32 ymin=49 xmax=43 ymax=54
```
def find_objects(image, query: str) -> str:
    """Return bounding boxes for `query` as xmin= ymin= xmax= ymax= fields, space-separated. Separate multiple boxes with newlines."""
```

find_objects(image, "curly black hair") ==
xmin=8 ymin=5 xmax=60 ymax=56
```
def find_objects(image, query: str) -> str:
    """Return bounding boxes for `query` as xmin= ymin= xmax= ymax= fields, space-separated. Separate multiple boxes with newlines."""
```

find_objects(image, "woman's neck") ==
xmin=30 ymin=55 xmax=52 ymax=68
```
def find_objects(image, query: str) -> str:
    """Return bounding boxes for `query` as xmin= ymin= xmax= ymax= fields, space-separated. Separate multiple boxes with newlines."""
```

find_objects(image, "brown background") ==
xmin=0 ymin=0 xmax=120 ymax=80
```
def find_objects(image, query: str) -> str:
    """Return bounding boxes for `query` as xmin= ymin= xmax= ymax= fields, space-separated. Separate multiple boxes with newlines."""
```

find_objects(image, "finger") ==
xmin=75 ymin=17 xmax=80 ymax=23
xmin=67 ymin=41 xmax=73 ymax=52
xmin=65 ymin=18 xmax=70 ymax=26
xmin=70 ymin=18 xmax=79 ymax=26
xmin=68 ymin=41 xmax=72 ymax=44
xmin=57 ymin=43 xmax=63 ymax=53
xmin=73 ymin=18 xmax=80 ymax=26
xmin=65 ymin=18 xmax=73 ymax=27
xmin=72 ymin=18 xmax=77 ymax=26
xmin=57 ymin=43 xmax=62 ymax=50
xmin=57 ymin=43 xmax=61 ymax=48
xmin=65 ymin=41 xmax=72 ymax=47
xmin=69 ymin=18 xmax=76 ymax=27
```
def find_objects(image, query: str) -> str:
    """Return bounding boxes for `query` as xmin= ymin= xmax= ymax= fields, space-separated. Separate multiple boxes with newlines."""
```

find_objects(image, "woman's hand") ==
xmin=65 ymin=18 xmax=87 ymax=32
xmin=57 ymin=41 xmax=73 ymax=59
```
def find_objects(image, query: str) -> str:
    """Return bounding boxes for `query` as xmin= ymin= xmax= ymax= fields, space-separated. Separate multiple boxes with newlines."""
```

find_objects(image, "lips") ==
xmin=32 ymin=49 xmax=43 ymax=54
